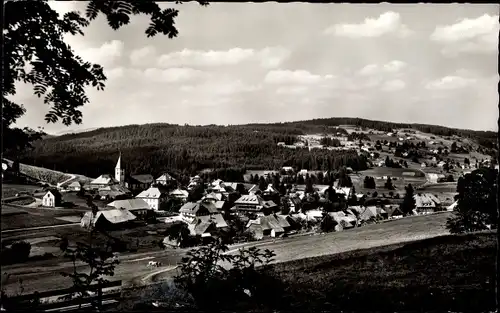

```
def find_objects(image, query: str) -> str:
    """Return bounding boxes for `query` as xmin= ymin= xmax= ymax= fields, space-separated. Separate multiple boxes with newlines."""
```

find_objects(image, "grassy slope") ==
xmin=267 ymin=232 xmax=496 ymax=312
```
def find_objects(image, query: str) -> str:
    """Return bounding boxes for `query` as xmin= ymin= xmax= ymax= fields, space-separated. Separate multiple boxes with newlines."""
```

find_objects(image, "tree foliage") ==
xmin=174 ymin=238 xmax=280 ymax=310
xmin=446 ymin=168 xmax=498 ymax=233
xmin=400 ymin=184 xmax=416 ymax=215
xmin=3 ymin=0 xmax=208 ymax=153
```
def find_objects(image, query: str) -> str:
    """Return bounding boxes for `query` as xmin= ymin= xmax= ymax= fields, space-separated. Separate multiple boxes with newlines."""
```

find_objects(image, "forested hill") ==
xmin=19 ymin=123 xmax=368 ymax=179
xmin=256 ymin=117 xmax=497 ymax=146
xmin=16 ymin=118 xmax=496 ymax=180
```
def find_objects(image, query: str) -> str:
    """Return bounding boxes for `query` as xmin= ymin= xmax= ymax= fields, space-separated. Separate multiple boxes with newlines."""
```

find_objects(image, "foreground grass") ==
xmin=1 ymin=211 xmax=72 ymax=231
xmin=120 ymin=232 xmax=496 ymax=312
xmin=266 ymin=231 xmax=496 ymax=312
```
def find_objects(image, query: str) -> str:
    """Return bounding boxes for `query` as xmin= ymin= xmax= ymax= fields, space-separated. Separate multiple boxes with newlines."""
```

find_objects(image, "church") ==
xmin=115 ymin=153 xmax=154 ymax=193
xmin=89 ymin=153 xmax=154 ymax=194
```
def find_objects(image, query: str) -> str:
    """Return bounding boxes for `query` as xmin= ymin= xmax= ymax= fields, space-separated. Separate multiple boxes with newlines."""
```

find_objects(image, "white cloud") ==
xmin=383 ymin=60 xmax=407 ymax=73
xmin=129 ymin=46 xmax=157 ymax=66
xmin=431 ymin=14 xmax=499 ymax=56
xmin=381 ymin=79 xmax=406 ymax=91
xmin=143 ymin=68 xmax=206 ymax=83
xmin=425 ymin=76 xmax=477 ymax=90
xmin=74 ymin=40 xmax=124 ymax=66
xmin=264 ymin=70 xmax=333 ymax=85
xmin=157 ymin=47 xmax=290 ymax=68
xmin=275 ymin=86 xmax=309 ymax=95
xmin=182 ymin=80 xmax=261 ymax=96
xmin=324 ymin=11 xmax=412 ymax=38
xmin=358 ymin=60 xmax=407 ymax=76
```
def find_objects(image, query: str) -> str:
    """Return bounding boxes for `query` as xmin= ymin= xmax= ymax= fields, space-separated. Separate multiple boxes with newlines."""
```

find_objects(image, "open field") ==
xmin=1 ymin=184 xmax=41 ymax=198
xmin=2 ymin=213 xmax=453 ymax=295
xmin=266 ymin=231 xmax=496 ymax=312
xmin=1 ymin=205 xmax=74 ymax=231
xmin=121 ymin=231 xmax=496 ymax=312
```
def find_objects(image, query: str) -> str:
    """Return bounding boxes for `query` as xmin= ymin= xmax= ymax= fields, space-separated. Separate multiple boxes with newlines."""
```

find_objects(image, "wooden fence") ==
xmin=2 ymin=280 xmax=122 ymax=312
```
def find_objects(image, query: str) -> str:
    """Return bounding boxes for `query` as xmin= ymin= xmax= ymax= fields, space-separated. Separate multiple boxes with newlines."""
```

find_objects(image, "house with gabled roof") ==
xmin=414 ymin=193 xmax=441 ymax=214
xmin=246 ymin=214 xmax=290 ymax=239
xmin=126 ymin=174 xmax=154 ymax=192
xmin=135 ymin=186 xmax=168 ymax=211
xmin=107 ymin=198 xmax=151 ymax=218
xmin=169 ymin=188 xmax=189 ymax=201
xmin=42 ymin=189 xmax=62 ymax=207
xmin=156 ymin=173 xmax=176 ymax=186
xmin=90 ymin=174 xmax=118 ymax=189
xmin=232 ymin=194 xmax=278 ymax=216
xmin=179 ymin=200 xmax=219 ymax=220
xmin=81 ymin=208 xmax=137 ymax=229
xmin=98 ymin=184 xmax=132 ymax=200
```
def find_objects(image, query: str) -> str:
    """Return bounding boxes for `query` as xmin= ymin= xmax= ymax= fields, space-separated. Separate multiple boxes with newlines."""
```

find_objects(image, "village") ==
xmin=4 ymin=126 xmax=495 ymax=250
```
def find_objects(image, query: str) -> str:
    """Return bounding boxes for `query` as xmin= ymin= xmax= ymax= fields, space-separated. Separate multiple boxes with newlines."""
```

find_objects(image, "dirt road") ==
xmin=2 ymin=212 xmax=452 ymax=295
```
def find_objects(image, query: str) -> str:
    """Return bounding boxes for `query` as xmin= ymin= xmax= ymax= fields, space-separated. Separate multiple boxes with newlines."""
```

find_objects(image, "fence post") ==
xmin=97 ymin=281 xmax=102 ymax=311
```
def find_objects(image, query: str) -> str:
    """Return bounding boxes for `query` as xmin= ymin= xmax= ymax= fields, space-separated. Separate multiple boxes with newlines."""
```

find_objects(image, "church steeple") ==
xmin=115 ymin=151 xmax=125 ymax=185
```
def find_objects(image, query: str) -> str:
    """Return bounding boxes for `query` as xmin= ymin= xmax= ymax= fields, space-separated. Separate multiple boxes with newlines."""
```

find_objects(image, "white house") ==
xmin=42 ymin=190 xmax=62 ymax=207
xmin=135 ymin=187 xmax=167 ymax=211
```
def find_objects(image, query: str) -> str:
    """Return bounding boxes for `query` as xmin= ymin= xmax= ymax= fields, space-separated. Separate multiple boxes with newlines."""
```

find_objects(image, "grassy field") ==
xmin=1 ymin=184 xmax=41 ymax=198
xmin=265 ymin=231 xmax=496 ymax=312
xmin=0 ymin=207 xmax=74 ymax=230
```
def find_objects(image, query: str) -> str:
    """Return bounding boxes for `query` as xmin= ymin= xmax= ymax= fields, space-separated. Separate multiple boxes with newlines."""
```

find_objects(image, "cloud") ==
xmin=324 ymin=11 xmax=412 ymax=38
xmin=275 ymin=86 xmax=309 ymax=95
xmin=381 ymin=79 xmax=406 ymax=91
xmin=74 ymin=40 xmax=124 ymax=66
xmin=264 ymin=70 xmax=333 ymax=85
xmin=157 ymin=47 xmax=290 ymax=68
xmin=425 ymin=75 xmax=477 ymax=90
xmin=181 ymin=80 xmax=261 ymax=96
xmin=143 ymin=68 xmax=206 ymax=83
xmin=129 ymin=46 xmax=157 ymax=66
xmin=358 ymin=60 xmax=407 ymax=76
xmin=431 ymin=14 xmax=499 ymax=56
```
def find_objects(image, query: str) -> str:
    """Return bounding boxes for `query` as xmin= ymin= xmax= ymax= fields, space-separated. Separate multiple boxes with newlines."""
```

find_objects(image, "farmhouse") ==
xmin=328 ymin=211 xmax=357 ymax=231
xmin=67 ymin=181 xmax=82 ymax=191
xmin=135 ymin=186 xmax=168 ymax=211
xmin=90 ymin=174 xmax=118 ymax=189
xmin=414 ymin=193 xmax=441 ymax=214
xmin=232 ymin=194 xmax=278 ymax=215
xmin=98 ymin=184 xmax=132 ymax=200
xmin=246 ymin=214 xmax=290 ymax=239
xmin=169 ymin=188 xmax=189 ymax=201
xmin=185 ymin=214 xmax=229 ymax=237
xmin=155 ymin=173 xmax=176 ymax=186
xmin=107 ymin=199 xmax=151 ymax=218
xmin=42 ymin=189 xmax=62 ymax=207
xmin=179 ymin=200 xmax=220 ymax=220
xmin=125 ymin=174 xmax=154 ymax=192
xmin=81 ymin=209 xmax=137 ymax=229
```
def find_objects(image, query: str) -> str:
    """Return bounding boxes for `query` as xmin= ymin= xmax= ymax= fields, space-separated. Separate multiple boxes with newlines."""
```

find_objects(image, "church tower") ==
xmin=115 ymin=152 xmax=125 ymax=185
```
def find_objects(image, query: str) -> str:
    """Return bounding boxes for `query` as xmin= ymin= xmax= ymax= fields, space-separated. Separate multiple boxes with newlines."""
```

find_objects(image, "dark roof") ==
xmin=129 ymin=174 xmax=154 ymax=184
xmin=180 ymin=201 xmax=219 ymax=215
xmin=46 ymin=189 xmax=62 ymax=202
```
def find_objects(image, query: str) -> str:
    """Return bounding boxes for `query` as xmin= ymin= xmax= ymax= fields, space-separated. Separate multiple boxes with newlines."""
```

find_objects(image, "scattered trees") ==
xmin=384 ymin=176 xmax=395 ymax=190
xmin=363 ymin=176 xmax=376 ymax=189
xmin=400 ymin=184 xmax=416 ymax=216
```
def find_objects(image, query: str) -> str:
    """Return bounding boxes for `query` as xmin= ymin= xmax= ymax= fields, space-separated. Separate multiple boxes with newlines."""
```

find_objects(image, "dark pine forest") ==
xmin=15 ymin=118 xmax=497 ymax=181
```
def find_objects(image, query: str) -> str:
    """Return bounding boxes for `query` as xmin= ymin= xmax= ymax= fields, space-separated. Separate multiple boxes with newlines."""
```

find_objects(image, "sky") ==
xmin=11 ymin=2 xmax=500 ymax=134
